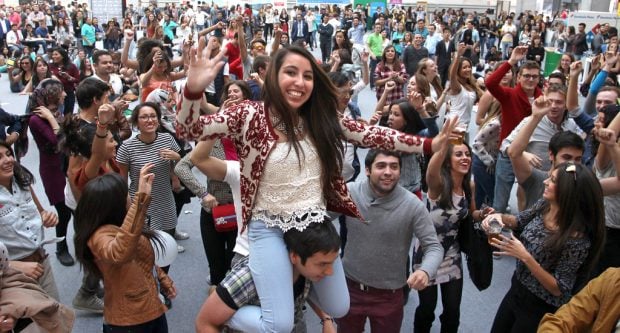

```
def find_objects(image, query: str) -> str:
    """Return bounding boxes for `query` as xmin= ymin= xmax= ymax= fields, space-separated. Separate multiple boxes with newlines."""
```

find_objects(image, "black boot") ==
xmin=56 ymin=240 xmax=75 ymax=266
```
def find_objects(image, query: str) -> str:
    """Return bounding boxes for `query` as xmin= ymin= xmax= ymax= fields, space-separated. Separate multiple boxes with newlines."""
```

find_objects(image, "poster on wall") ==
xmin=354 ymin=0 xmax=388 ymax=16
xmin=89 ymin=0 xmax=124 ymax=22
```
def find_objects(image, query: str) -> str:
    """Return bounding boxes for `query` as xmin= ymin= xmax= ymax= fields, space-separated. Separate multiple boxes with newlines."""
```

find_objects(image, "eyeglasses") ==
xmin=20 ymin=62 xmax=31 ymax=65
xmin=253 ymin=45 xmax=265 ymax=50
xmin=138 ymin=115 xmax=158 ymax=121
xmin=565 ymin=163 xmax=577 ymax=181
xmin=521 ymin=74 xmax=540 ymax=80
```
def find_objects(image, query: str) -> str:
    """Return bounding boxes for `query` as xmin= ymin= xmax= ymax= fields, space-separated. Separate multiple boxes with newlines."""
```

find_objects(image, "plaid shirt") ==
xmin=374 ymin=62 xmax=408 ymax=105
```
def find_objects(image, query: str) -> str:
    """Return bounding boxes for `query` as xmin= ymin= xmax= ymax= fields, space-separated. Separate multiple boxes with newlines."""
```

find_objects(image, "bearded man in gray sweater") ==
xmin=336 ymin=149 xmax=443 ymax=333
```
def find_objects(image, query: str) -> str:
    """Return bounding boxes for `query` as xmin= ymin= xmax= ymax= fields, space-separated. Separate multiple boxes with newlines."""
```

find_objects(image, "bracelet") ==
xmin=97 ymin=120 xmax=109 ymax=128
xmin=200 ymin=191 xmax=209 ymax=199
xmin=320 ymin=317 xmax=335 ymax=325
xmin=95 ymin=130 xmax=108 ymax=139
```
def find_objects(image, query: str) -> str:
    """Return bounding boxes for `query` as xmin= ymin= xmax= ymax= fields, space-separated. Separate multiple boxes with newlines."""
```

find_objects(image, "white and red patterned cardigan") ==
xmin=176 ymin=88 xmax=434 ymax=227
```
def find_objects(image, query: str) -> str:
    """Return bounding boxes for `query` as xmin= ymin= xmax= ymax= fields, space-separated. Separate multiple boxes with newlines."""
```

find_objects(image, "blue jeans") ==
xmin=228 ymin=220 xmax=349 ymax=332
xmin=492 ymin=153 xmax=515 ymax=213
xmin=473 ymin=155 xmax=495 ymax=209
xmin=501 ymin=41 xmax=512 ymax=59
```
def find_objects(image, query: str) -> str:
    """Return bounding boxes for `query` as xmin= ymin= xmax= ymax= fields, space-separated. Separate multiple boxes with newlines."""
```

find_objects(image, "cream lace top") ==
xmin=252 ymin=138 xmax=326 ymax=232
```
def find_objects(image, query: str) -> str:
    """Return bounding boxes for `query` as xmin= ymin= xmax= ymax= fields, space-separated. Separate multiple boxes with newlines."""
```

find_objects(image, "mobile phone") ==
xmin=6 ymin=58 xmax=15 ymax=67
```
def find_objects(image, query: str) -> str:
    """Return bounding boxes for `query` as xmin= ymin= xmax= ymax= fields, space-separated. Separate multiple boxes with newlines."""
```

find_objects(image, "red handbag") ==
xmin=212 ymin=204 xmax=238 ymax=232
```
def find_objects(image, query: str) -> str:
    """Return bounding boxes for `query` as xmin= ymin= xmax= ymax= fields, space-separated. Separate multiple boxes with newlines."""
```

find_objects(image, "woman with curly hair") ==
xmin=27 ymin=79 xmax=74 ymax=266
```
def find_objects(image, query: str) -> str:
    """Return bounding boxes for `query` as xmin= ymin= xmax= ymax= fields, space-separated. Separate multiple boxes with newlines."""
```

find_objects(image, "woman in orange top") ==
xmin=140 ymin=49 xmax=186 ymax=103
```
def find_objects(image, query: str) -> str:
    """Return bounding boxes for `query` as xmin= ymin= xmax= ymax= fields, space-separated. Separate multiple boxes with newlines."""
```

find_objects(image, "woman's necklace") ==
xmin=270 ymin=112 xmax=304 ymax=137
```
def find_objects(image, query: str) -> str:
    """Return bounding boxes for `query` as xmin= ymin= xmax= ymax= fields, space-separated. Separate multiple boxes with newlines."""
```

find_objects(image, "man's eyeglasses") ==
xmin=521 ymin=74 xmax=540 ymax=80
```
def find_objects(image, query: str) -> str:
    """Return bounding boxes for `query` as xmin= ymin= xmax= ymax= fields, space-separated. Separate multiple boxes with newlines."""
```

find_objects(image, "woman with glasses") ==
xmin=8 ymin=56 xmax=33 ymax=93
xmin=116 ymin=103 xmax=181 ymax=299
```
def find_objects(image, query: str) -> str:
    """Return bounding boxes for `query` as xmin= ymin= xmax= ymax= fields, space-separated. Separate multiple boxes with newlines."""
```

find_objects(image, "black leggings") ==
xmin=264 ymin=23 xmax=274 ymax=38
xmin=54 ymin=202 xmax=72 ymax=239
xmin=490 ymin=276 xmax=558 ymax=333
xmin=200 ymin=209 xmax=236 ymax=285
xmin=414 ymin=278 xmax=463 ymax=333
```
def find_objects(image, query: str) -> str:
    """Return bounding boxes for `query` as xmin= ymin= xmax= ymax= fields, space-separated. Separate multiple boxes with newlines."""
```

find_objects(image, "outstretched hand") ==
xmin=185 ymin=37 xmax=227 ymax=95
xmin=531 ymin=95 xmax=551 ymax=118
xmin=431 ymin=116 xmax=459 ymax=153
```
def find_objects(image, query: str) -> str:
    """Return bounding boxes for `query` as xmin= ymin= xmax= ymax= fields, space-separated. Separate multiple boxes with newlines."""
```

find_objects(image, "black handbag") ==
xmin=458 ymin=215 xmax=494 ymax=291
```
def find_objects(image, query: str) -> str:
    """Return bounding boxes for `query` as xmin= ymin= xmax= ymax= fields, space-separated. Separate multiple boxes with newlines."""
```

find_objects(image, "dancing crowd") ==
xmin=0 ymin=1 xmax=619 ymax=333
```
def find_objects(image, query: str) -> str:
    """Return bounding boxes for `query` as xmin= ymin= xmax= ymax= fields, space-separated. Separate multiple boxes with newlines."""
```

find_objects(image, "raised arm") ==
xmin=425 ymin=125 xmax=449 ymax=198
xmin=475 ymin=91 xmax=494 ymax=126
xmin=121 ymin=29 xmax=139 ymax=70
xmin=566 ymin=61 xmax=582 ymax=112
xmin=595 ymin=128 xmax=620 ymax=196
xmin=84 ymin=104 xmax=116 ymax=180
xmin=595 ymin=110 xmax=620 ymax=171
xmin=88 ymin=164 xmax=153 ymax=264
xmin=176 ymin=37 xmax=229 ymax=140
xmin=448 ymin=43 xmax=466 ymax=94
xmin=507 ymin=96 xmax=549 ymax=184
xmin=236 ymin=17 xmax=247 ymax=63
xmin=341 ymin=112 xmax=458 ymax=156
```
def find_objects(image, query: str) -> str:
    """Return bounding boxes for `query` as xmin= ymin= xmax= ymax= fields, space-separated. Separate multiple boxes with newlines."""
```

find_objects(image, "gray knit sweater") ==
xmin=342 ymin=179 xmax=444 ymax=290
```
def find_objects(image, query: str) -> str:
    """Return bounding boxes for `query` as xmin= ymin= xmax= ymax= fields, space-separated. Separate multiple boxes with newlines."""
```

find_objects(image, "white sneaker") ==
xmin=177 ymin=245 xmax=185 ymax=253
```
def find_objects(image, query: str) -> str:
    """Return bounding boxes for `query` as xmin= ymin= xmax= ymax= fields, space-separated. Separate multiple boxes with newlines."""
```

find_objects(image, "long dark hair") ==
xmin=74 ymin=173 xmax=163 ymax=278
xmin=437 ymin=143 xmax=473 ymax=210
xmin=332 ymin=29 xmax=353 ymax=53
xmin=387 ymin=98 xmax=426 ymax=135
xmin=0 ymin=141 xmax=34 ymax=191
xmin=32 ymin=58 xmax=52 ymax=87
xmin=52 ymin=47 xmax=70 ymax=68
xmin=262 ymin=45 xmax=344 ymax=203
xmin=541 ymin=163 xmax=605 ymax=274
xmin=380 ymin=45 xmax=402 ymax=69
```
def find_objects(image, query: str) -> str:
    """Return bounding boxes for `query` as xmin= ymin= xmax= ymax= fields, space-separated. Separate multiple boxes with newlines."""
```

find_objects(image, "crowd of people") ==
xmin=0 ymin=1 xmax=619 ymax=332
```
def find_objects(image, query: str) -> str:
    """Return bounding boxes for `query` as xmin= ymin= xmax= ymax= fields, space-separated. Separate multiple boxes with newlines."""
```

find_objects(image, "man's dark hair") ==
xmin=283 ymin=219 xmax=340 ymax=265
xmin=327 ymin=71 xmax=350 ymax=87
xmin=76 ymin=77 xmax=111 ymax=109
xmin=547 ymin=72 xmax=567 ymax=86
xmin=252 ymin=55 xmax=270 ymax=73
xmin=92 ymin=49 xmax=111 ymax=65
xmin=549 ymin=131 xmax=585 ymax=157
xmin=364 ymin=149 xmax=402 ymax=170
